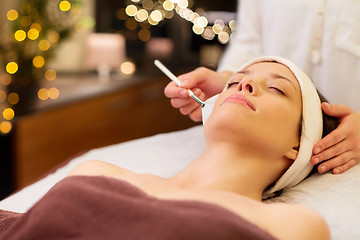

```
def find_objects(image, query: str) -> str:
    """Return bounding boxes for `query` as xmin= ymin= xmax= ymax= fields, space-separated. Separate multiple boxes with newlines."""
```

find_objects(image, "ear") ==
xmin=285 ymin=146 xmax=299 ymax=161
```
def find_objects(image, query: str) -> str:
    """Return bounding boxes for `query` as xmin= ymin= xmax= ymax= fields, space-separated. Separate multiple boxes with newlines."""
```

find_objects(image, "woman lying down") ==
xmin=0 ymin=56 xmax=336 ymax=240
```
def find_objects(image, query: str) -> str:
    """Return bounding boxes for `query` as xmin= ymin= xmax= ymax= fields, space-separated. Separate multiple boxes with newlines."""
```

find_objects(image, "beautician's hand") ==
xmin=164 ymin=68 xmax=232 ymax=122
xmin=311 ymin=103 xmax=360 ymax=174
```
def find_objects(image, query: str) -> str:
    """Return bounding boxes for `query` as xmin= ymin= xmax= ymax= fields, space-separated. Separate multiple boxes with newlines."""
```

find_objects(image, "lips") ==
xmin=222 ymin=94 xmax=256 ymax=111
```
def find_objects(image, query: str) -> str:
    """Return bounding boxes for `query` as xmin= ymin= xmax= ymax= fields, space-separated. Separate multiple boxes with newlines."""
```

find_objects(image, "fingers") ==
xmin=169 ymin=89 xmax=205 ymax=122
xmin=164 ymin=82 xmax=188 ymax=99
xmin=177 ymin=67 xmax=209 ymax=89
xmin=332 ymin=159 xmax=360 ymax=174
xmin=312 ymin=139 xmax=351 ymax=165
xmin=317 ymin=155 xmax=359 ymax=174
xmin=322 ymin=102 xmax=353 ymax=118
xmin=313 ymin=125 xmax=347 ymax=156
xmin=188 ymin=108 xmax=203 ymax=122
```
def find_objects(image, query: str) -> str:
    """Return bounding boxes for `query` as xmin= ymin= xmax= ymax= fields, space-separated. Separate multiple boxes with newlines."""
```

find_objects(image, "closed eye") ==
xmin=269 ymin=87 xmax=285 ymax=95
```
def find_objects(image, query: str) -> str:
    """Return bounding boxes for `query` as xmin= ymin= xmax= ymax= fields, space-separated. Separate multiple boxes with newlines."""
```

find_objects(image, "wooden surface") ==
xmin=12 ymin=74 xmax=199 ymax=189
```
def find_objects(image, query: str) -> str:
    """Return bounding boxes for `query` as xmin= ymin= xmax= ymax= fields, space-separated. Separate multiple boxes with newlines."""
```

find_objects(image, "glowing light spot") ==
xmin=192 ymin=25 xmax=204 ymax=35
xmin=163 ymin=0 xmax=175 ymax=11
xmin=229 ymin=20 xmax=236 ymax=30
xmin=131 ymin=0 xmax=140 ymax=2
xmin=125 ymin=18 xmax=138 ymax=30
xmin=45 ymin=69 xmax=57 ymax=81
xmin=20 ymin=16 xmax=32 ymax=27
xmin=30 ymin=23 xmax=42 ymax=32
xmin=0 ymin=74 xmax=12 ymax=86
xmin=14 ymin=30 xmax=27 ymax=41
xmin=148 ymin=17 xmax=159 ymax=26
xmin=38 ymin=88 xmax=49 ymax=100
xmin=48 ymin=88 xmax=60 ymax=99
xmin=39 ymin=39 xmax=51 ymax=51
xmin=135 ymin=9 xmax=149 ymax=22
xmin=7 ymin=93 xmax=19 ymax=105
xmin=142 ymin=0 xmax=154 ymax=10
xmin=202 ymin=27 xmax=215 ymax=40
xmin=164 ymin=10 xmax=174 ymax=19
xmin=28 ymin=29 xmax=40 ymax=40
xmin=0 ymin=90 xmax=6 ymax=102
xmin=6 ymin=62 xmax=18 ymax=74
xmin=33 ymin=56 xmax=45 ymax=68
xmin=0 ymin=121 xmax=12 ymax=134
xmin=178 ymin=0 xmax=189 ymax=8
xmin=150 ymin=10 xmax=162 ymax=22
xmin=3 ymin=108 xmax=15 ymax=121
xmin=59 ymin=1 xmax=71 ymax=12
xmin=120 ymin=61 xmax=136 ymax=76
xmin=218 ymin=31 xmax=230 ymax=44
xmin=7 ymin=10 xmax=18 ymax=21
xmin=125 ymin=5 xmax=138 ymax=17
xmin=138 ymin=29 xmax=151 ymax=41
xmin=48 ymin=31 xmax=60 ymax=43
xmin=212 ymin=24 xmax=223 ymax=34
xmin=194 ymin=16 xmax=208 ymax=28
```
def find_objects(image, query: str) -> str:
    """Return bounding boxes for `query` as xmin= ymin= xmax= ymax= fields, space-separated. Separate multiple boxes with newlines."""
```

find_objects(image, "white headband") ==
xmin=202 ymin=56 xmax=323 ymax=198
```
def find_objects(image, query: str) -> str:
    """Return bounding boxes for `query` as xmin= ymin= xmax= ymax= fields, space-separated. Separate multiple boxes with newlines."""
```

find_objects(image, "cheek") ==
xmin=261 ymin=101 xmax=301 ymax=141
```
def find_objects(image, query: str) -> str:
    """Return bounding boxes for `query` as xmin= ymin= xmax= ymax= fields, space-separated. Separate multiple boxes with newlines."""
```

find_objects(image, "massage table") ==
xmin=0 ymin=125 xmax=359 ymax=239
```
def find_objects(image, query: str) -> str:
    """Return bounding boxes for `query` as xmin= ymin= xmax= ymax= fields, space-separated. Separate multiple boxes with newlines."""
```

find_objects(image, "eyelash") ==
xmin=227 ymin=81 xmax=239 ymax=88
xmin=269 ymin=87 xmax=285 ymax=95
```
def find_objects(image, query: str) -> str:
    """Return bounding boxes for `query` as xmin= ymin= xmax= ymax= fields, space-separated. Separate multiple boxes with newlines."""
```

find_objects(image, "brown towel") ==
xmin=0 ymin=176 xmax=276 ymax=240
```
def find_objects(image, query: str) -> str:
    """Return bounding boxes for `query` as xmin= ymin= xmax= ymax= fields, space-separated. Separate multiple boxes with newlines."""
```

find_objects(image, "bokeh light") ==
xmin=30 ymin=23 xmax=42 ymax=32
xmin=15 ymin=30 xmax=27 ymax=41
xmin=45 ymin=69 xmax=57 ymax=81
xmin=59 ymin=1 xmax=72 ymax=12
xmin=125 ymin=5 xmax=138 ymax=17
xmin=3 ymin=108 xmax=15 ymax=121
xmin=6 ymin=62 xmax=18 ymax=74
xmin=135 ymin=9 xmax=149 ymax=22
xmin=150 ymin=10 xmax=162 ymax=22
xmin=38 ymin=88 xmax=49 ymax=100
xmin=138 ymin=29 xmax=151 ymax=41
xmin=0 ymin=74 xmax=12 ymax=86
xmin=48 ymin=88 xmax=60 ymax=99
xmin=28 ymin=29 xmax=40 ymax=40
xmin=39 ymin=39 xmax=51 ymax=51
xmin=163 ymin=0 xmax=175 ymax=11
xmin=120 ymin=61 xmax=136 ymax=76
xmin=33 ymin=56 xmax=45 ymax=68
xmin=0 ymin=121 xmax=12 ymax=134
xmin=7 ymin=10 xmax=18 ymax=21
xmin=7 ymin=93 xmax=19 ymax=105
xmin=20 ymin=16 xmax=32 ymax=27
xmin=48 ymin=31 xmax=60 ymax=43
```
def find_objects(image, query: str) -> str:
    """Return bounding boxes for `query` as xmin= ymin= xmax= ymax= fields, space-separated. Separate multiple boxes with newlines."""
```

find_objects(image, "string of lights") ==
xmin=121 ymin=0 xmax=236 ymax=44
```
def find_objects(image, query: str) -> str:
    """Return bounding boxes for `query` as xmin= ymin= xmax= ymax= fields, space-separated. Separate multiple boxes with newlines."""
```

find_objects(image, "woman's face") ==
xmin=205 ymin=62 xmax=302 ymax=159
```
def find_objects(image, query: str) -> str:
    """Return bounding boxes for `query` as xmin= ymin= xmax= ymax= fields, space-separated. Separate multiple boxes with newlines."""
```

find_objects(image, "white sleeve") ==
xmin=217 ymin=0 xmax=263 ymax=72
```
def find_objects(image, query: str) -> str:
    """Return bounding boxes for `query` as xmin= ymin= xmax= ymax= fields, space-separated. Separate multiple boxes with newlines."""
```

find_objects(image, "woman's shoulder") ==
xmin=67 ymin=160 xmax=134 ymax=177
xmin=262 ymin=202 xmax=331 ymax=240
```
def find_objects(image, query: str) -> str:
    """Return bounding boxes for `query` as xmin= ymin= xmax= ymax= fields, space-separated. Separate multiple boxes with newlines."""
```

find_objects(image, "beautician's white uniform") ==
xmin=218 ymin=0 xmax=360 ymax=112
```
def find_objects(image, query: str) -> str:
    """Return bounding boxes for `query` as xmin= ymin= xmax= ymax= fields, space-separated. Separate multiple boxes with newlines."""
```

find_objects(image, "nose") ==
xmin=237 ymin=78 xmax=255 ymax=94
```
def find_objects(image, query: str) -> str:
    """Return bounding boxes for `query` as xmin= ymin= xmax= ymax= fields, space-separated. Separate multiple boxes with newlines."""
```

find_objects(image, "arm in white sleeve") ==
xmin=217 ymin=0 xmax=263 ymax=72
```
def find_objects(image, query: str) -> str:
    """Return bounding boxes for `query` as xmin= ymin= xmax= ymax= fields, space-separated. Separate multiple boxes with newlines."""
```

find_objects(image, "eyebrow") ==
xmin=237 ymin=70 xmax=297 ymax=90
xmin=270 ymin=73 xmax=297 ymax=90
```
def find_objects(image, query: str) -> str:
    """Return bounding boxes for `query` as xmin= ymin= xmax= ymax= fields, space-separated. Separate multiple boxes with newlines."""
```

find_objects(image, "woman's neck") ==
xmin=170 ymin=143 xmax=277 ymax=201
